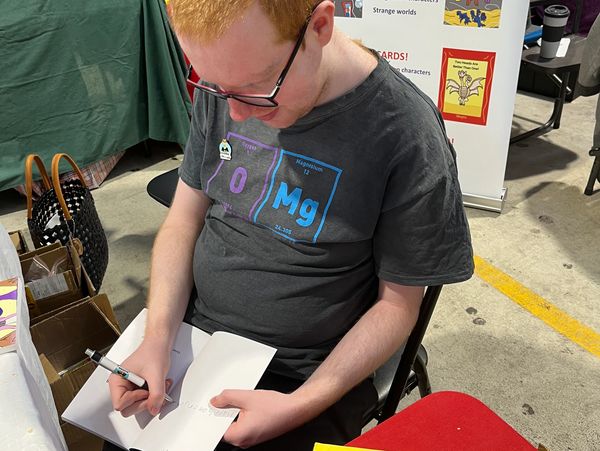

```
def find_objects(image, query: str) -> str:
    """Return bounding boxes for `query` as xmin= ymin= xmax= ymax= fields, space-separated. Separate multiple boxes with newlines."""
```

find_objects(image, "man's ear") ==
xmin=310 ymin=1 xmax=335 ymax=48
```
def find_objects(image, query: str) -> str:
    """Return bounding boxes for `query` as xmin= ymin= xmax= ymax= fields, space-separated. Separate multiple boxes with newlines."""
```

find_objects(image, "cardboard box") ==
xmin=20 ymin=243 xmax=96 ymax=319
xmin=26 ymin=270 xmax=81 ymax=316
xmin=30 ymin=294 xmax=120 ymax=418
xmin=61 ymin=421 xmax=103 ymax=451
xmin=8 ymin=229 xmax=29 ymax=254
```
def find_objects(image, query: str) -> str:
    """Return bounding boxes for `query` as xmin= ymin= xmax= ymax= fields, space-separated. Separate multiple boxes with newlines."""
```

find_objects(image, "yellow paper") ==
xmin=313 ymin=443 xmax=382 ymax=451
xmin=0 ymin=278 xmax=18 ymax=346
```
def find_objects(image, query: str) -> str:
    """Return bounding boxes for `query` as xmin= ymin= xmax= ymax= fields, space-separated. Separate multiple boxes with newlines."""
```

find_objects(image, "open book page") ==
xmin=131 ymin=332 xmax=277 ymax=451
xmin=62 ymin=309 xmax=212 ymax=449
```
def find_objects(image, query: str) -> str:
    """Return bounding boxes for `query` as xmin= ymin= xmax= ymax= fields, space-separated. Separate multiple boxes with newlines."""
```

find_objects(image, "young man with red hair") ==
xmin=108 ymin=1 xmax=473 ymax=449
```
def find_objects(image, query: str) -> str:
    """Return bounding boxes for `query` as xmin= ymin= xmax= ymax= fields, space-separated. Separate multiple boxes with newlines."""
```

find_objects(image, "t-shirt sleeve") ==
xmin=373 ymin=113 xmax=474 ymax=287
xmin=178 ymin=91 xmax=206 ymax=190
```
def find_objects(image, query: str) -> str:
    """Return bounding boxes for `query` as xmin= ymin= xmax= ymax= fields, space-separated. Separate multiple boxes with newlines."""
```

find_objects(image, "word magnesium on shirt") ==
xmin=295 ymin=159 xmax=324 ymax=173
xmin=273 ymin=182 xmax=319 ymax=228
xmin=372 ymin=7 xmax=417 ymax=15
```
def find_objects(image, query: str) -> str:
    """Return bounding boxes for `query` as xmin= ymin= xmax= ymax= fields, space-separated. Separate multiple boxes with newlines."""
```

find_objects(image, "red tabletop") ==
xmin=348 ymin=391 xmax=537 ymax=450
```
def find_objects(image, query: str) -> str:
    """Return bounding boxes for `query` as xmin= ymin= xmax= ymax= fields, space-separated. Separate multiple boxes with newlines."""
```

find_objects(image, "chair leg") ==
xmin=413 ymin=353 xmax=432 ymax=398
xmin=584 ymin=150 xmax=600 ymax=196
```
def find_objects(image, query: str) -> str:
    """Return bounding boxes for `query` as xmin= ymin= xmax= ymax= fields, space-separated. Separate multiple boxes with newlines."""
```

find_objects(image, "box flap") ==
xmin=50 ymin=359 xmax=96 ymax=418
xmin=9 ymin=230 xmax=29 ymax=254
xmin=21 ymin=246 xmax=72 ymax=281
xmin=90 ymin=293 xmax=120 ymax=332
xmin=18 ymin=241 xmax=62 ymax=262
xmin=30 ymin=299 xmax=120 ymax=372
xmin=39 ymin=353 xmax=61 ymax=384
xmin=29 ymin=296 xmax=91 ymax=326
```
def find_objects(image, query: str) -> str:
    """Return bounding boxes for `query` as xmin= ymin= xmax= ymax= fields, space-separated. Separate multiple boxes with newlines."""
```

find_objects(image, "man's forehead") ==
xmin=186 ymin=36 xmax=287 ymax=86
xmin=180 ymin=1 xmax=288 ymax=73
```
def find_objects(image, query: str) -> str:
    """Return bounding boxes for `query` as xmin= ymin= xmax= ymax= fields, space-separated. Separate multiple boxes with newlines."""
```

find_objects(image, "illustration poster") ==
xmin=334 ymin=0 xmax=363 ymax=18
xmin=0 ymin=278 xmax=17 ymax=351
xmin=438 ymin=48 xmax=496 ymax=126
xmin=444 ymin=0 xmax=503 ymax=28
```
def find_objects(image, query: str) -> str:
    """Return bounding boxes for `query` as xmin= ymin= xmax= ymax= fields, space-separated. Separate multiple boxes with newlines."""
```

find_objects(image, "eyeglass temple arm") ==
xmin=274 ymin=16 xmax=313 ymax=89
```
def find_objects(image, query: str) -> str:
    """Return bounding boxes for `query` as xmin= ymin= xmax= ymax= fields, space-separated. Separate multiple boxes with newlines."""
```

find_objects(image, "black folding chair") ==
xmin=584 ymin=147 xmax=600 ymax=196
xmin=147 ymin=169 xmax=443 ymax=424
xmin=147 ymin=167 xmax=179 ymax=207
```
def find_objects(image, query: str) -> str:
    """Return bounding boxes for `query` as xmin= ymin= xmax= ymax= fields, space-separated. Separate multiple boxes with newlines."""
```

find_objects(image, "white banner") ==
xmin=334 ymin=0 xmax=529 ymax=211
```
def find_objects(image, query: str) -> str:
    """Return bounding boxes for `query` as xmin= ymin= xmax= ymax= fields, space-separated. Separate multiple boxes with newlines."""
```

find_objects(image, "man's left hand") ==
xmin=211 ymin=389 xmax=308 ymax=448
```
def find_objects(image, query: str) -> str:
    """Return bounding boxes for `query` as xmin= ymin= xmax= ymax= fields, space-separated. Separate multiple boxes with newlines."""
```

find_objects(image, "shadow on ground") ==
xmin=112 ymin=276 xmax=149 ymax=327
xmin=505 ymin=137 xmax=579 ymax=181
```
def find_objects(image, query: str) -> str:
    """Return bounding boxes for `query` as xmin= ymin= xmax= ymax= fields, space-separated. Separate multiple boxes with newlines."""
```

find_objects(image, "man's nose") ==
xmin=227 ymin=99 xmax=254 ymax=122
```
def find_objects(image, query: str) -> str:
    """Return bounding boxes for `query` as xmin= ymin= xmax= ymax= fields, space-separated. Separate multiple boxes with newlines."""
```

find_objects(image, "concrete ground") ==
xmin=1 ymin=91 xmax=599 ymax=450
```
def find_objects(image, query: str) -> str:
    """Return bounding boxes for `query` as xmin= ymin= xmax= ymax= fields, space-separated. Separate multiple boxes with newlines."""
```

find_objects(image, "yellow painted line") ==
xmin=474 ymin=255 xmax=600 ymax=358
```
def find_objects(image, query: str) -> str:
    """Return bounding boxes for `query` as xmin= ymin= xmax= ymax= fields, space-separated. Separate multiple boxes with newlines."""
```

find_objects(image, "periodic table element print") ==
xmin=253 ymin=150 xmax=342 ymax=243
xmin=204 ymin=132 xmax=279 ymax=221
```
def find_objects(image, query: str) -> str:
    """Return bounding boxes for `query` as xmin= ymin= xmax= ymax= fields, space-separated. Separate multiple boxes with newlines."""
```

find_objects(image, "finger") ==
xmin=117 ymin=389 xmax=150 ymax=416
xmin=108 ymin=374 xmax=137 ymax=411
xmin=121 ymin=396 xmax=151 ymax=418
xmin=211 ymin=389 xmax=247 ymax=409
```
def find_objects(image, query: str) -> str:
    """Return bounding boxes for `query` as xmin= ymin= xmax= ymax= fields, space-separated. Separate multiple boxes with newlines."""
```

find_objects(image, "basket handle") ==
xmin=25 ymin=154 xmax=52 ymax=219
xmin=51 ymin=153 xmax=88 ymax=222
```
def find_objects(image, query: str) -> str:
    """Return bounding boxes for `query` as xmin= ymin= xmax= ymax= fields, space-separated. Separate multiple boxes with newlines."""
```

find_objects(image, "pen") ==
xmin=85 ymin=348 xmax=173 ymax=403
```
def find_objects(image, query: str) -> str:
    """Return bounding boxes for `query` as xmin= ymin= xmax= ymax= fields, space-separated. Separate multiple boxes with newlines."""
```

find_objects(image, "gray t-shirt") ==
xmin=180 ymin=54 xmax=473 ymax=380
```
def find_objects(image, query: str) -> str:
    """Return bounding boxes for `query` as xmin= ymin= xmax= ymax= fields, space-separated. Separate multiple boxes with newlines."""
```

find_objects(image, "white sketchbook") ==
xmin=62 ymin=309 xmax=276 ymax=451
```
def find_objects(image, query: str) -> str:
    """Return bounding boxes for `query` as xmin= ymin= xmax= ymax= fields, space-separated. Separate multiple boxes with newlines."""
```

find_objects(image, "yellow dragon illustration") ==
xmin=446 ymin=70 xmax=485 ymax=105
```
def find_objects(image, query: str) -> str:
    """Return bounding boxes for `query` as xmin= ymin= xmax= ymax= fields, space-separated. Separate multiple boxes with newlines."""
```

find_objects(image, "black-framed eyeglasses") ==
xmin=186 ymin=7 xmax=317 ymax=108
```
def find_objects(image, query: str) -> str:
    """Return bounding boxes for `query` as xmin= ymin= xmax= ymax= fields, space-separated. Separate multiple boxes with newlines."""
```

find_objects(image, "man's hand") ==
xmin=211 ymin=389 xmax=309 ymax=449
xmin=108 ymin=337 xmax=172 ymax=417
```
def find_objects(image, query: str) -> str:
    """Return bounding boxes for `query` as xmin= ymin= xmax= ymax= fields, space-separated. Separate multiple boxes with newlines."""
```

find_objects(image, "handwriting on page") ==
xmin=179 ymin=400 xmax=238 ymax=418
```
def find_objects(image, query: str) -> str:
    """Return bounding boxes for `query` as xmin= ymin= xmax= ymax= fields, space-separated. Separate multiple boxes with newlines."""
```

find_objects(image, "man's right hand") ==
xmin=108 ymin=337 xmax=172 ymax=417
xmin=107 ymin=180 xmax=210 ymax=418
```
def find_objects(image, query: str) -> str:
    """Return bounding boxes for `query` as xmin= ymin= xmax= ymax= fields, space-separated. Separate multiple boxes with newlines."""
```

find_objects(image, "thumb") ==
xmin=145 ymin=372 xmax=166 ymax=415
xmin=211 ymin=389 xmax=245 ymax=409
xmin=222 ymin=420 xmax=246 ymax=445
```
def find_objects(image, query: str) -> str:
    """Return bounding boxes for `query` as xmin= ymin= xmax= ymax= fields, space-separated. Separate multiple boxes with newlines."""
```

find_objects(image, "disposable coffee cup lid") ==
xmin=544 ymin=4 xmax=569 ymax=18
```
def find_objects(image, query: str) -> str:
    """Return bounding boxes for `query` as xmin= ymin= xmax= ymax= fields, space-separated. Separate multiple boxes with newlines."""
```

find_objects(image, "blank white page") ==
xmin=131 ymin=332 xmax=276 ymax=451
xmin=62 ymin=309 xmax=212 ymax=449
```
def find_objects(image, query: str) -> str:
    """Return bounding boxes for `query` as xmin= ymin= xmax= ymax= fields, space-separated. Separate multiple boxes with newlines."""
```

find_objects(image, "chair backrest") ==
xmin=147 ymin=167 xmax=179 ymax=207
xmin=368 ymin=285 xmax=443 ymax=423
